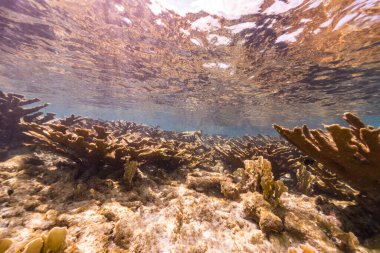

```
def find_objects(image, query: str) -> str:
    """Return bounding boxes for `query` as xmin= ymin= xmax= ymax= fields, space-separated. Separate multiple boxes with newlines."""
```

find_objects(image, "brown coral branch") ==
xmin=273 ymin=112 xmax=380 ymax=197
xmin=0 ymin=91 xmax=54 ymax=149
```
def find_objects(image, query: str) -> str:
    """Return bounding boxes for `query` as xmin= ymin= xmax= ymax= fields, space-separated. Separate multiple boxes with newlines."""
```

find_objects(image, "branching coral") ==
xmin=0 ymin=91 xmax=52 ymax=149
xmin=20 ymin=120 xmax=207 ymax=186
xmin=58 ymin=115 xmax=84 ymax=126
xmin=119 ymin=130 xmax=212 ymax=170
xmin=20 ymin=122 xmax=137 ymax=184
xmin=273 ymin=112 xmax=380 ymax=198
xmin=214 ymin=135 xmax=303 ymax=178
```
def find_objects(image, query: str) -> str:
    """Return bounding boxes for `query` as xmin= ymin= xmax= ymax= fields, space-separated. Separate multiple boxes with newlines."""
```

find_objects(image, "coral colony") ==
xmin=0 ymin=90 xmax=379 ymax=252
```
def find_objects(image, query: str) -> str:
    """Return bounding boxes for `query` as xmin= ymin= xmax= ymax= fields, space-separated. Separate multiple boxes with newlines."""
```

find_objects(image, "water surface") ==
xmin=1 ymin=0 xmax=379 ymax=135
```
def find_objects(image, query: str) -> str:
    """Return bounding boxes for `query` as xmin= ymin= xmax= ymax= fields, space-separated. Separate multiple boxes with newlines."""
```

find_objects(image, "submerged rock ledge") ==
xmin=1 ymin=91 xmax=380 ymax=252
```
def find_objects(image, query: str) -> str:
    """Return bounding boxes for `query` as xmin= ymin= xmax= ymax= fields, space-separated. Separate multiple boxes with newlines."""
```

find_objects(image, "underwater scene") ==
xmin=0 ymin=0 xmax=380 ymax=252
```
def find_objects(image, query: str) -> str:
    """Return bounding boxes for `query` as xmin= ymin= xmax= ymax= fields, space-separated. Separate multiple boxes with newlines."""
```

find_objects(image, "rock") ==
xmin=186 ymin=171 xmax=240 ymax=200
xmin=186 ymin=172 xmax=222 ymax=192
xmin=220 ymin=179 xmax=240 ymax=200
xmin=284 ymin=212 xmax=306 ymax=239
xmin=243 ymin=192 xmax=283 ymax=234
xmin=259 ymin=210 xmax=284 ymax=234
xmin=1 ymin=207 xmax=24 ymax=219
xmin=113 ymin=219 xmax=134 ymax=249
xmin=243 ymin=192 xmax=271 ymax=222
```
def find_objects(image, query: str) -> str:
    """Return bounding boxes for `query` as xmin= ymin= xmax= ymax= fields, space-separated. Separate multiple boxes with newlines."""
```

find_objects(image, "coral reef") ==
xmin=3 ymin=150 xmax=371 ymax=252
xmin=0 ymin=91 xmax=52 ymax=153
xmin=2 ymin=92 xmax=379 ymax=252
xmin=20 ymin=120 xmax=209 ymax=187
xmin=21 ymin=123 xmax=130 ymax=171
xmin=58 ymin=115 xmax=84 ymax=126
xmin=273 ymin=112 xmax=380 ymax=199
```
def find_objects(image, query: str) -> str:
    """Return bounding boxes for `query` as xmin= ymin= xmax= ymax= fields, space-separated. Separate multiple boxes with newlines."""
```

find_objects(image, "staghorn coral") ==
xmin=0 ymin=91 xmax=52 ymax=150
xmin=20 ymin=120 xmax=209 ymax=187
xmin=58 ymin=114 xmax=84 ymax=126
xmin=273 ymin=112 xmax=380 ymax=198
xmin=20 ymin=122 xmax=139 ymax=183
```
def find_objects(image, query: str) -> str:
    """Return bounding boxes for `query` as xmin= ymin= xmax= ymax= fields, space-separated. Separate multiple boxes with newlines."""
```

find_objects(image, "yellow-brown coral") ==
xmin=21 ymin=122 xmax=129 ymax=170
xmin=0 ymin=239 xmax=12 ymax=253
xmin=273 ymin=112 xmax=380 ymax=197
xmin=239 ymin=156 xmax=287 ymax=202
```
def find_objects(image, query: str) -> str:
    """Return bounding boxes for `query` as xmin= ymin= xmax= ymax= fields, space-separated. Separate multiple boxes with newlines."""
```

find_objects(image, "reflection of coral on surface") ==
xmin=273 ymin=112 xmax=380 ymax=199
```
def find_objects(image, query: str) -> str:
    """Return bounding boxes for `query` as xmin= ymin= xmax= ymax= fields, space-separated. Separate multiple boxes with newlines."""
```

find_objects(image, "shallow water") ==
xmin=0 ymin=0 xmax=380 ymax=135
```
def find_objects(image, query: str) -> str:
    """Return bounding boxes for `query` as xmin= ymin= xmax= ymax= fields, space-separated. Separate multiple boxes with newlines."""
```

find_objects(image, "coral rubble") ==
xmin=273 ymin=112 xmax=380 ymax=199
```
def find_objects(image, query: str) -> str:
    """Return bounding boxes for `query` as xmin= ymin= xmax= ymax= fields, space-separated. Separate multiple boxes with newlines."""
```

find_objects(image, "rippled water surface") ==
xmin=1 ymin=0 xmax=379 ymax=135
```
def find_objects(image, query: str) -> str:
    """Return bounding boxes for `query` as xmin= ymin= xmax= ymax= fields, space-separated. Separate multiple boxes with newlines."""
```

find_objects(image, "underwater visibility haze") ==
xmin=0 ymin=0 xmax=380 ymax=135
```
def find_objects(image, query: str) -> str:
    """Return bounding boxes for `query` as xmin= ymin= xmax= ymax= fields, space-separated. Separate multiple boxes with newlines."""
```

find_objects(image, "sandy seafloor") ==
xmin=1 ymin=147 xmax=379 ymax=253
